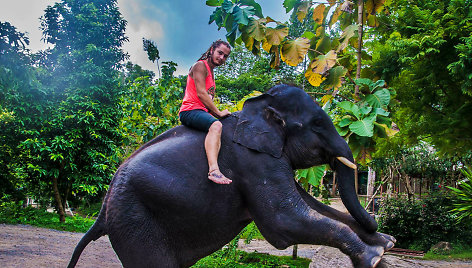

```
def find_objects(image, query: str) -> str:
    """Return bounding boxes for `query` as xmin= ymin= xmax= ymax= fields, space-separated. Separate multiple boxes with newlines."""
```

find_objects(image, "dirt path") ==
xmin=1 ymin=224 xmax=472 ymax=267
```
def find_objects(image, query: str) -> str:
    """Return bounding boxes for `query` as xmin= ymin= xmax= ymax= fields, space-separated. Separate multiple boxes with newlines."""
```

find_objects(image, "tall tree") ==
xmin=0 ymin=22 xmax=44 ymax=201
xmin=371 ymin=0 xmax=472 ymax=155
xmin=18 ymin=0 xmax=128 ymax=222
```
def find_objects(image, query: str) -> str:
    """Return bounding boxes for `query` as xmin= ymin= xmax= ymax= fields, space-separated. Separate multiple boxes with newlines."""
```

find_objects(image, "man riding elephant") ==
xmin=179 ymin=40 xmax=232 ymax=184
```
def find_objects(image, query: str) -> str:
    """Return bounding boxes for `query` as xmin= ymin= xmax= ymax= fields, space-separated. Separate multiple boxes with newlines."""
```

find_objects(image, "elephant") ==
xmin=67 ymin=84 xmax=395 ymax=268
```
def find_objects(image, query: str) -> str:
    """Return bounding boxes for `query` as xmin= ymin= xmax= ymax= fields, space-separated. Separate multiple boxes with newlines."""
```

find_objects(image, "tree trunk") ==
xmin=331 ymin=172 xmax=337 ymax=196
xmin=403 ymin=174 xmax=414 ymax=200
xmin=367 ymin=166 xmax=375 ymax=208
xmin=354 ymin=0 xmax=365 ymax=97
xmin=292 ymin=244 xmax=298 ymax=259
xmin=52 ymin=175 xmax=66 ymax=223
xmin=354 ymin=167 xmax=359 ymax=195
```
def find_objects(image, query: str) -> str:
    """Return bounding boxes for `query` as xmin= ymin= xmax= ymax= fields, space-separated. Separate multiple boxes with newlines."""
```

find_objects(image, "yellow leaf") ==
xmin=242 ymin=32 xmax=255 ymax=50
xmin=297 ymin=1 xmax=311 ymax=22
xmin=313 ymin=4 xmax=326 ymax=24
xmin=264 ymin=16 xmax=276 ymax=24
xmin=246 ymin=18 xmax=266 ymax=41
xmin=365 ymin=0 xmax=386 ymax=15
xmin=305 ymin=69 xmax=326 ymax=87
xmin=316 ymin=25 xmax=325 ymax=37
xmin=378 ymin=123 xmax=399 ymax=137
xmin=262 ymin=39 xmax=272 ymax=53
xmin=265 ymin=26 xmax=288 ymax=46
xmin=280 ymin=38 xmax=310 ymax=66
xmin=320 ymin=94 xmax=334 ymax=106
xmin=308 ymin=50 xmax=337 ymax=75
xmin=327 ymin=0 xmax=336 ymax=6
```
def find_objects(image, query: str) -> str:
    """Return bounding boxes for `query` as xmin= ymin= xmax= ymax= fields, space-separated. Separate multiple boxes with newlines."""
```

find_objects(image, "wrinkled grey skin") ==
xmin=68 ymin=84 xmax=395 ymax=268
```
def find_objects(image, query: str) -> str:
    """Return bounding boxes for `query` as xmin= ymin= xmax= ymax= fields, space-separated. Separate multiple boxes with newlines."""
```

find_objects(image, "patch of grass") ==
xmin=193 ymin=249 xmax=311 ymax=267
xmin=424 ymin=244 xmax=472 ymax=261
xmin=74 ymin=202 xmax=102 ymax=218
xmin=0 ymin=201 xmax=94 ymax=233
xmin=240 ymin=221 xmax=264 ymax=241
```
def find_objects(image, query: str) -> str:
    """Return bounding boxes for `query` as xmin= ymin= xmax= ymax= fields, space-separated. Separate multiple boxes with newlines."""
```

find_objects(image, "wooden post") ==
xmin=367 ymin=166 xmax=375 ymax=209
xmin=331 ymin=172 xmax=337 ymax=196
xmin=355 ymin=168 xmax=359 ymax=195
xmin=292 ymin=244 xmax=298 ymax=259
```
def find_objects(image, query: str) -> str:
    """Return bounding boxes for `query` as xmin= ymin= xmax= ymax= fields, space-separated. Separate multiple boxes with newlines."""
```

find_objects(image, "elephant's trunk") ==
xmin=335 ymin=155 xmax=378 ymax=233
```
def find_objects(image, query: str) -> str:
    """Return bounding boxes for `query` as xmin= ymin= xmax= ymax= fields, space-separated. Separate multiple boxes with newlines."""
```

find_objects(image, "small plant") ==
xmin=448 ymin=166 xmax=472 ymax=223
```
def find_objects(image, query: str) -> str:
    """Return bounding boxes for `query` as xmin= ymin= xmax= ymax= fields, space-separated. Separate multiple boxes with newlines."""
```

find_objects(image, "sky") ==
xmin=1 ymin=0 xmax=290 ymax=75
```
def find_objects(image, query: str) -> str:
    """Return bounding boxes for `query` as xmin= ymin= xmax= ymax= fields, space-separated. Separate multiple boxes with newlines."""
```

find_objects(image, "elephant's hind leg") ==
xmin=106 ymin=198 xmax=180 ymax=268
xmin=108 ymin=220 xmax=179 ymax=268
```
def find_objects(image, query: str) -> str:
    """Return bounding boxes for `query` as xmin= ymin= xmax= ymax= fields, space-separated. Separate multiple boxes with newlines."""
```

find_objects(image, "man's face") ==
xmin=210 ymin=44 xmax=231 ymax=67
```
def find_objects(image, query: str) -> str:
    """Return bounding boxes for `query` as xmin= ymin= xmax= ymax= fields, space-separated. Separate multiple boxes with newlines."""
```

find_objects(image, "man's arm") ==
xmin=191 ymin=62 xmax=230 ymax=118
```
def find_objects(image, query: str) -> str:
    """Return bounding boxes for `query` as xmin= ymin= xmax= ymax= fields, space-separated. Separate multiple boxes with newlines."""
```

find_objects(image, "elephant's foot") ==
xmin=379 ymin=232 xmax=396 ymax=245
xmin=351 ymin=245 xmax=384 ymax=268
xmin=356 ymin=231 xmax=396 ymax=252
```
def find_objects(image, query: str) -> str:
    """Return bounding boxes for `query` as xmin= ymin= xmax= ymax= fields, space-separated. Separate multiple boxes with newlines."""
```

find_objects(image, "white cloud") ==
xmin=118 ymin=0 xmax=166 ymax=73
xmin=0 ymin=0 xmax=56 ymax=51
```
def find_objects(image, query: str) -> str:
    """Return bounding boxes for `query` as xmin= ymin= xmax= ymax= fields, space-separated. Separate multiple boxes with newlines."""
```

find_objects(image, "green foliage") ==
xmin=371 ymin=0 xmax=472 ymax=155
xmin=193 ymin=249 xmax=310 ymax=268
xmin=372 ymin=144 xmax=463 ymax=185
xmin=0 ymin=201 xmax=94 ymax=233
xmin=214 ymin=45 xmax=277 ymax=103
xmin=240 ymin=221 xmax=264 ymax=241
xmin=424 ymin=244 xmax=472 ymax=260
xmin=0 ymin=22 xmax=39 ymax=201
xmin=119 ymin=61 xmax=182 ymax=157
xmin=296 ymin=165 xmax=331 ymax=203
xmin=378 ymin=193 xmax=472 ymax=251
xmin=448 ymin=166 xmax=472 ymax=223
xmin=333 ymin=78 xmax=397 ymax=164
xmin=143 ymin=38 xmax=160 ymax=63
xmin=3 ymin=0 xmax=130 ymax=221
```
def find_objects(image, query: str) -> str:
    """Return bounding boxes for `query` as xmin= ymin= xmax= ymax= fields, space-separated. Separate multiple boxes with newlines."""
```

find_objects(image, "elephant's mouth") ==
xmin=336 ymin=157 xmax=356 ymax=170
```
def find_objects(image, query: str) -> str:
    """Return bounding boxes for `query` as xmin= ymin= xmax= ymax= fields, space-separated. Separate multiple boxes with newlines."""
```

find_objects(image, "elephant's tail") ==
xmin=67 ymin=209 xmax=107 ymax=268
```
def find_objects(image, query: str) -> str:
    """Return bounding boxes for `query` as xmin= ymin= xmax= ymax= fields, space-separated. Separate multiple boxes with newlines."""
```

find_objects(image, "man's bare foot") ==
xmin=208 ymin=169 xmax=232 ymax=184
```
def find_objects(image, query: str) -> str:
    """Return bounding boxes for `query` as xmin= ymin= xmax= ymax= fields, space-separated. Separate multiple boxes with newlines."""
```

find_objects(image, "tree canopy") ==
xmin=371 ymin=0 xmax=472 ymax=156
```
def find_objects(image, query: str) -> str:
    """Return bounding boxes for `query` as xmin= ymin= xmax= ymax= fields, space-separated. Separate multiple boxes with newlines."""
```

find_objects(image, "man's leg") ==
xmin=205 ymin=121 xmax=232 ymax=184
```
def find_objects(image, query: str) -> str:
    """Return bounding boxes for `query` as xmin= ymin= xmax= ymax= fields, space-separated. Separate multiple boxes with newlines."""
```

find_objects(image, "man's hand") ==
xmin=216 ymin=109 xmax=231 ymax=118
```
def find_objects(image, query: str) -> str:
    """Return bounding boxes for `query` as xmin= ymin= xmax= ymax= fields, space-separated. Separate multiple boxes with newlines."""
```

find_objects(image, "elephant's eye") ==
xmin=311 ymin=117 xmax=324 ymax=132
xmin=312 ymin=117 xmax=323 ymax=126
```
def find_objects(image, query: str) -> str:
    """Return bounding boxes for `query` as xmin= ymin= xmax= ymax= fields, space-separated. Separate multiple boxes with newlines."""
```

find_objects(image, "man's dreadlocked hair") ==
xmin=198 ymin=39 xmax=231 ymax=61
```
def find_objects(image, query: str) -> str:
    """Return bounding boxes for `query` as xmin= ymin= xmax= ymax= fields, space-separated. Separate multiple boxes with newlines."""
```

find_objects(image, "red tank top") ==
xmin=179 ymin=60 xmax=215 ymax=113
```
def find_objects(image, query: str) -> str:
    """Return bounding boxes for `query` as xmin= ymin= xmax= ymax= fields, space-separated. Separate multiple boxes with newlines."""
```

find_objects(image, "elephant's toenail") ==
xmin=371 ymin=256 xmax=381 ymax=268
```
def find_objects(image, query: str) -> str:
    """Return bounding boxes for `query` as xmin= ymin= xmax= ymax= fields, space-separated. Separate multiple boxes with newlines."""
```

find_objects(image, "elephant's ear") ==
xmin=233 ymin=94 xmax=285 ymax=158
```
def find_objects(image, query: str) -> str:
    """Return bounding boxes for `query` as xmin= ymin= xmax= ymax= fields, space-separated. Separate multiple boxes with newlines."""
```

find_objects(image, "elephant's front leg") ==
xmin=248 ymin=185 xmax=384 ymax=268
xmin=294 ymin=181 xmax=396 ymax=251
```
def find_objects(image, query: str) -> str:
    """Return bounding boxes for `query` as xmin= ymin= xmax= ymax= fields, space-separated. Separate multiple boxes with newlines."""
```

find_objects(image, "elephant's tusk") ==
xmin=336 ymin=157 xmax=357 ymax=170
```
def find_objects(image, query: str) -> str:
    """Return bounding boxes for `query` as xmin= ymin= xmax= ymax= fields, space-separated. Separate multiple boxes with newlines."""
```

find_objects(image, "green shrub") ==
xmin=378 ymin=193 xmax=472 ymax=251
xmin=192 ymin=250 xmax=311 ymax=267
xmin=0 ymin=201 xmax=94 ymax=233
xmin=75 ymin=202 xmax=102 ymax=217
xmin=448 ymin=166 xmax=472 ymax=223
